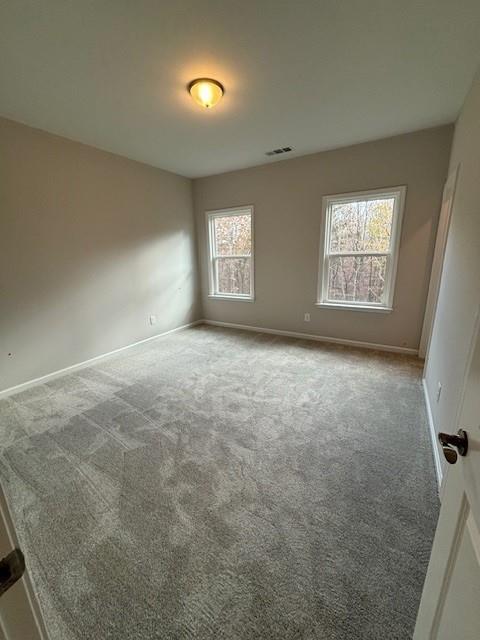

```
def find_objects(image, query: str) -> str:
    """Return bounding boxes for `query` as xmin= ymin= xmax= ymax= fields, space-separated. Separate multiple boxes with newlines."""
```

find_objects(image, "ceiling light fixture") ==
xmin=188 ymin=78 xmax=224 ymax=109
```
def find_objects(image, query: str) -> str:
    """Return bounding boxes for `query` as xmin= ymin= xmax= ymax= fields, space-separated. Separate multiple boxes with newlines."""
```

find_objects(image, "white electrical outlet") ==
xmin=304 ymin=313 xmax=311 ymax=322
xmin=437 ymin=382 xmax=442 ymax=403
xmin=149 ymin=315 xmax=157 ymax=325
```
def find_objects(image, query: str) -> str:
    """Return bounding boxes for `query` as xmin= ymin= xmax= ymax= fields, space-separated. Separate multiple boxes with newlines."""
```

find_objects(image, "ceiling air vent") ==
xmin=265 ymin=146 xmax=293 ymax=157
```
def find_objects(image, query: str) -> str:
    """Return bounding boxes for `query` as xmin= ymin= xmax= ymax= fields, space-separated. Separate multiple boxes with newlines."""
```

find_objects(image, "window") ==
xmin=207 ymin=206 xmax=254 ymax=300
xmin=317 ymin=186 xmax=406 ymax=311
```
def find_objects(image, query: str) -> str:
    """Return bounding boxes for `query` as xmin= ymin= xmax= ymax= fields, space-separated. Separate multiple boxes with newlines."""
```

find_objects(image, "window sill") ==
xmin=316 ymin=302 xmax=392 ymax=313
xmin=208 ymin=294 xmax=255 ymax=302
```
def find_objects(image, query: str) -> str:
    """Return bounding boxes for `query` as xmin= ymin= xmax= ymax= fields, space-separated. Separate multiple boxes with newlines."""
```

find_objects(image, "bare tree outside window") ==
xmin=319 ymin=188 xmax=405 ymax=309
xmin=208 ymin=208 xmax=253 ymax=298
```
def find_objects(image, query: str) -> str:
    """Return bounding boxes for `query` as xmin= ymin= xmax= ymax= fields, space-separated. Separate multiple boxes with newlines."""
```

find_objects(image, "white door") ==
xmin=0 ymin=485 xmax=48 ymax=640
xmin=419 ymin=167 xmax=458 ymax=360
xmin=414 ymin=311 xmax=480 ymax=639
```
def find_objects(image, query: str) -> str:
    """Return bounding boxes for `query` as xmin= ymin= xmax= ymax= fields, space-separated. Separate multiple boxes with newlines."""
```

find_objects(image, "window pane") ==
xmin=214 ymin=214 xmax=251 ymax=256
xmin=329 ymin=198 xmax=394 ymax=253
xmin=216 ymin=257 xmax=251 ymax=295
xmin=327 ymin=255 xmax=387 ymax=304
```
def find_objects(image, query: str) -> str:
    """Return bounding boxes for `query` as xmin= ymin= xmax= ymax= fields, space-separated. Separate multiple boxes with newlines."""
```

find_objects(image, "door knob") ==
xmin=0 ymin=549 xmax=25 ymax=598
xmin=438 ymin=429 xmax=468 ymax=464
xmin=441 ymin=446 xmax=458 ymax=464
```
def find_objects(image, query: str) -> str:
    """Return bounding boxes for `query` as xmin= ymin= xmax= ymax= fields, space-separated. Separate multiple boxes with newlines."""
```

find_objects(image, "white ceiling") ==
xmin=1 ymin=1 xmax=480 ymax=178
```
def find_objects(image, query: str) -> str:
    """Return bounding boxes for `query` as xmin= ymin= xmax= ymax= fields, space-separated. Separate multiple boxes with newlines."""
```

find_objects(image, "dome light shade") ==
xmin=188 ymin=78 xmax=224 ymax=109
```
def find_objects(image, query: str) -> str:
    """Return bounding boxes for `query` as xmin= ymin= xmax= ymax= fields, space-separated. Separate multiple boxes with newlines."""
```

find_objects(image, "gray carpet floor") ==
xmin=0 ymin=325 xmax=438 ymax=639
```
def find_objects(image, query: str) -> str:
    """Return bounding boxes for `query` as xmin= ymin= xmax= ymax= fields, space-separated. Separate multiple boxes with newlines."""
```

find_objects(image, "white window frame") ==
xmin=316 ymin=186 xmax=406 ymax=312
xmin=206 ymin=205 xmax=255 ymax=301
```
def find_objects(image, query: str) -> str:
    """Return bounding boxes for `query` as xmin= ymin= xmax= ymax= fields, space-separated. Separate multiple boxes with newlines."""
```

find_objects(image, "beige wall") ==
xmin=194 ymin=126 xmax=453 ymax=350
xmin=424 ymin=68 xmax=480 ymax=474
xmin=0 ymin=117 xmax=201 ymax=391
xmin=0 ymin=116 xmax=455 ymax=393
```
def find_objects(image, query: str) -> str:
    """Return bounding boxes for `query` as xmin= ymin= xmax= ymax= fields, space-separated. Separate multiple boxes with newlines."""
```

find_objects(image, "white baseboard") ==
xmin=0 ymin=317 xmax=418 ymax=401
xmin=422 ymin=378 xmax=443 ymax=491
xmin=202 ymin=319 xmax=419 ymax=355
xmin=0 ymin=320 xmax=203 ymax=400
